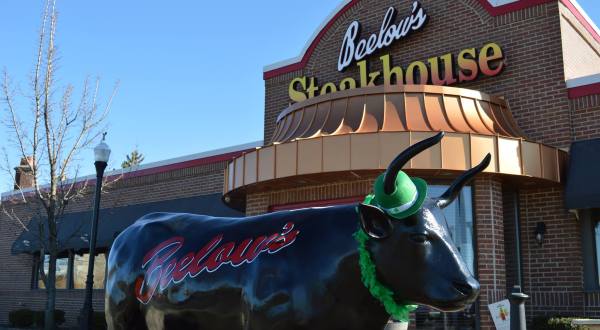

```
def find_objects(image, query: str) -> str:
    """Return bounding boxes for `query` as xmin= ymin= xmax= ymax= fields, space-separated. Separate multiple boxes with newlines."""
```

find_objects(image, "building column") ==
xmin=473 ymin=177 xmax=507 ymax=330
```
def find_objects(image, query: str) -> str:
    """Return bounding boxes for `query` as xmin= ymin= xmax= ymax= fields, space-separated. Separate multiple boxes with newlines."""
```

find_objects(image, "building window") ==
xmin=73 ymin=253 xmax=107 ymax=289
xmin=34 ymin=252 xmax=106 ymax=290
xmin=416 ymin=185 xmax=476 ymax=330
xmin=37 ymin=255 xmax=69 ymax=289
xmin=582 ymin=210 xmax=600 ymax=292
xmin=595 ymin=220 xmax=600 ymax=287
xmin=429 ymin=185 xmax=474 ymax=273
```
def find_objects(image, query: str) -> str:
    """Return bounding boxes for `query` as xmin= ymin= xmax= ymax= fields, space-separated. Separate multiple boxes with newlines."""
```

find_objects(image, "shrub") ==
xmin=8 ymin=308 xmax=35 ymax=328
xmin=33 ymin=309 xmax=66 ymax=328
xmin=532 ymin=316 xmax=585 ymax=330
xmin=8 ymin=308 xmax=66 ymax=328
xmin=34 ymin=309 xmax=65 ymax=328
xmin=93 ymin=311 xmax=107 ymax=330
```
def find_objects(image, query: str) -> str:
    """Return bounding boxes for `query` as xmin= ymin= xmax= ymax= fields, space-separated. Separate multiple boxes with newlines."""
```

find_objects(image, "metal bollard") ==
xmin=508 ymin=285 xmax=529 ymax=330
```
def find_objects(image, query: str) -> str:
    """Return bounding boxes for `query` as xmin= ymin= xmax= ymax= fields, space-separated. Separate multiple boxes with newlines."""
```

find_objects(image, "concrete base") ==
xmin=384 ymin=321 xmax=409 ymax=330
xmin=572 ymin=319 xmax=600 ymax=330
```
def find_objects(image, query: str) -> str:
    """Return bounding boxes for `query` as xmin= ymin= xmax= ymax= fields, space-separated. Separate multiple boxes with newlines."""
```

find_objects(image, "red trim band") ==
xmin=263 ymin=0 xmax=599 ymax=80
xmin=568 ymin=82 xmax=600 ymax=98
xmin=559 ymin=0 xmax=600 ymax=45
xmin=3 ymin=149 xmax=253 ymax=201
xmin=117 ymin=150 xmax=252 ymax=181
xmin=477 ymin=0 xmax=554 ymax=16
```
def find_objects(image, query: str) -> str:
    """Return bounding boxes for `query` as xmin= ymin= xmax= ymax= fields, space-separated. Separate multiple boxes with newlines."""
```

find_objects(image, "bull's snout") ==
xmin=452 ymin=277 xmax=480 ymax=302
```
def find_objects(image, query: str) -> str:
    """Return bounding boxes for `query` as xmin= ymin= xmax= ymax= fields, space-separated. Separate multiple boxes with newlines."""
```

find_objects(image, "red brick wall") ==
xmin=570 ymin=94 xmax=600 ymax=141
xmin=0 ymin=160 xmax=228 ymax=326
xmin=247 ymin=177 xmax=377 ymax=216
xmin=585 ymin=292 xmax=600 ymax=318
xmin=518 ymin=187 xmax=585 ymax=317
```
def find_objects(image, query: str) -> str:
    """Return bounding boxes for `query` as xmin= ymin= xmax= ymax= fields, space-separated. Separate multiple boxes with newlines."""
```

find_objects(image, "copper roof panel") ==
xmin=301 ymin=102 xmax=330 ymax=138
xmin=442 ymin=133 xmax=470 ymax=170
xmin=346 ymin=96 xmax=366 ymax=131
xmin=356 ymin=107 xmax=379 ymax=133
xmin=421 ymin=94 xmax=452 ymax=132
xmin=244 ymin=151 xmax=258 ymax=185
xmin=227 ymin=161 xmax=235 ymax=192
xmin=461 ymin=97 xmax=493 ymax=135
xmin=379 ymin=132 xmax=410 ymax=169
xmin=382 ymin=93 xmax=407 ymax=131
xmin=490 ymin=103 xmax=520 ymax=137
xmin=294 ymin=105 xmax=317 ymax=139
xmin=351 ymin=133 xmax=379 ymax=170
xmin=257 ymin=146 xmax=275 ymax=182
xmin=410 ymin=132 xmax=441 ymax=169
xmin=275 ymin=143 xmax=297 ymax=178
xmin=470 ymin=134 xmax=497 ymax=172
xmin=541 ymin=145 xmax=559 ymax=181
xmin=274 ymin=115 xmax=293 ymax=142
xmin=475 ymin=100 xmax=497 ymax=134
xmin=322 ymin=99 xmax=347 ymax=134
xmin=366 ymin=94 xmax=385 ymax=129
xmin=279 ymin=111 xmax=304 ymax=142
xmin=405 ymin=93 xmax=431 ymax=131
xmin=297 ymin=139 xmax=322 ymax=175
xmin=521 ymin=141 xmax=542 ymax=177
xmin=323 ymin=135 xmax=350 ymax=172
xmin=234 ymin=157 xmax=244 ymax=188
xmin=443 ymin=95 xmax=472 ymax=133
xmin=225 ymin=130 xmax=567 ymax=202
xmin=498 ymin=137 xmax=522 ymax=175
xmin=270 ymin=85 xmax=526 ymax=144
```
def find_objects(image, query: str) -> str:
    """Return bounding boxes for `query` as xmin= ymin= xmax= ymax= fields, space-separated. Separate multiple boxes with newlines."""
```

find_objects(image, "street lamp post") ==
xmin=80 ymin=133 xmax=111 ymax=330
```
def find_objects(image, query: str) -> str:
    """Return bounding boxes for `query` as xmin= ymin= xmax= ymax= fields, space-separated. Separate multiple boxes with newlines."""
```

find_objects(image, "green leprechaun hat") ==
xmin=371 ymin=171 xmax=427 ymax=220
xmin=364 ymin=132 xmax=445 ymax=220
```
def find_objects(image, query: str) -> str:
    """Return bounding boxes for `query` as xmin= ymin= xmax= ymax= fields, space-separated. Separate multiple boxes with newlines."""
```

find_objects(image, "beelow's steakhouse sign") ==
xmin=288 ymin=1 xmax=505 ymax=103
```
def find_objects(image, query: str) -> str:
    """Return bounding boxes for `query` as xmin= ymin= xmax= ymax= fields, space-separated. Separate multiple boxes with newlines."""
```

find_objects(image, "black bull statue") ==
xmin=106 ymin=132 xmax=490 ymax=330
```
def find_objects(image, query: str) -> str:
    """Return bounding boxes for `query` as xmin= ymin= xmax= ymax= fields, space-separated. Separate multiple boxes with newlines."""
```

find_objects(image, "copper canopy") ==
xmin=271 ymin=85 xmax=525 ymax=144
xmin=224 ymin=85 xmax=567 ymax=210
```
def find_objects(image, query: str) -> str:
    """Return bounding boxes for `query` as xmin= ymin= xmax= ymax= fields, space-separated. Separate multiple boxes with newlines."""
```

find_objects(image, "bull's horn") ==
xmin=437 ymin=153 xmax=492 ymax=209
xmin=383 ymin=132 xmax=445 ymax=195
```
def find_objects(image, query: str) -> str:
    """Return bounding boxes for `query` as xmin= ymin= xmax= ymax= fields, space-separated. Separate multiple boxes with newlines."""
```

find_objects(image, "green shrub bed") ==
xmin=8 ymin=309 xmax=65 ymax=328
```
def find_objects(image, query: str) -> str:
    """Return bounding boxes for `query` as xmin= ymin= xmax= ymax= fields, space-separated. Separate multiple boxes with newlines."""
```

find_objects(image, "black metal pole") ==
xmin=79 ymin=161 xmax=107 ymax=330
xmin=513 ymin=190 xmax=523 ymax=287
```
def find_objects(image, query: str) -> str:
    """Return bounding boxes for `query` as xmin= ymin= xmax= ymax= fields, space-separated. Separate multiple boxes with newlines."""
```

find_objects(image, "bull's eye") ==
xmin=410 ymin=233 xmax=429 ymax=244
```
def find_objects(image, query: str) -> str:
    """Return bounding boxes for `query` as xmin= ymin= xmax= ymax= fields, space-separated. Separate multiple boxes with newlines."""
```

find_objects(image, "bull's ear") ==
xmin=358 ymin=203 xmax=393 ymax=240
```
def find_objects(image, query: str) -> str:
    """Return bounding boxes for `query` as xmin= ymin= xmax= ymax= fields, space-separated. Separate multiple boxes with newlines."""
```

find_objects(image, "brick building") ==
xmin=2 ymin=0 xmax=600 ymax=329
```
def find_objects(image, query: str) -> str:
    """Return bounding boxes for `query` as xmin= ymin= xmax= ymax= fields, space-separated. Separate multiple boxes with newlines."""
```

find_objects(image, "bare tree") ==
xmin=0 ymin=1 xmax=117 ymax=328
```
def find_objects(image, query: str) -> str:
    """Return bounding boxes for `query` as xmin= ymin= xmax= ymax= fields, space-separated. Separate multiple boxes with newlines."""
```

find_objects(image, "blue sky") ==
xmin=0 ymin=1 xmax=599 ymax=192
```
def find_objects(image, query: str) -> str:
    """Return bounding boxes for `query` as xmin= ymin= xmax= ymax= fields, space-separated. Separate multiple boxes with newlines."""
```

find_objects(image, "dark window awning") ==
xmin=11 ymin=193 xmax=243 ymax=255
xmin=565 ymin=138 xmax=600 ymax=210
